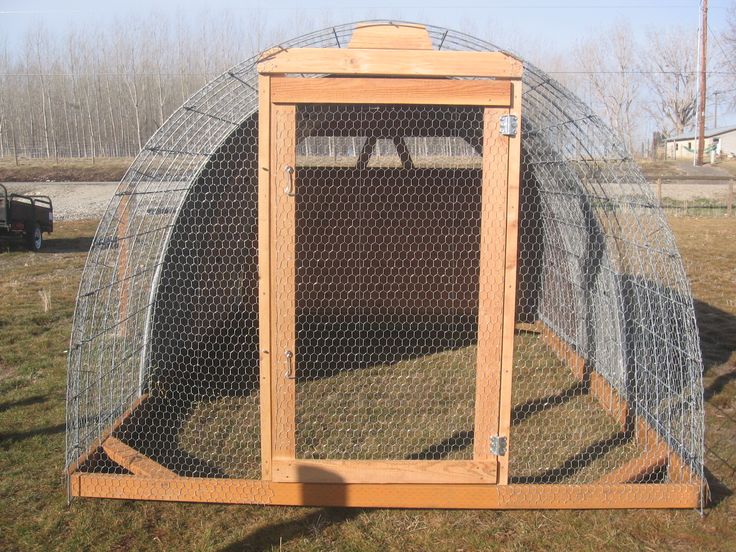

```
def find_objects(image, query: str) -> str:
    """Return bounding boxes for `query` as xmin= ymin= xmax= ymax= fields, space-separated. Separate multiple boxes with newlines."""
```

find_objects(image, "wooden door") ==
xmin=259 ymin=76 xmax=520 ymax=486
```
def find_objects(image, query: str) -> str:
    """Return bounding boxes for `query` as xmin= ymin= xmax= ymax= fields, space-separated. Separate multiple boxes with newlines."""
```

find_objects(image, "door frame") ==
xmin=258 ymin=53 xmax=522 ymax=487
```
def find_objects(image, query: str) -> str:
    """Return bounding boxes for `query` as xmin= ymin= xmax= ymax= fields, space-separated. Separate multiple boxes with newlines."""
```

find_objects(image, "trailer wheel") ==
xmin=25 ymin=224 xmax=43 ymax=252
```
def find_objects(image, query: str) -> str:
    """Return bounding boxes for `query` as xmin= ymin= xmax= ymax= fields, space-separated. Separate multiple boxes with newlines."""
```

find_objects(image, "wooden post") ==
xmin=728 ymin=179 xmax=733 ymax=217
xmin=258 ymin=74 xmax=274 ymax=480
xmin=656 ymin=177 xmax=662 ymax=204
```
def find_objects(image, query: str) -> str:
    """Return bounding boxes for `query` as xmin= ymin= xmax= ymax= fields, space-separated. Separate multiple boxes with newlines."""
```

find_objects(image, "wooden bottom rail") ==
xmin=272 ymin=459 xmax=496 ymax=484
xmin=538 ymin=322 xmax=702 ymax=488
xmin=102 ymin=437 xmax=177 ymax=478
xmin=70 ymin=474 xmax=700 ymax=509
xmin=595 ymin=447 xmax=669 ymax=484
xmin=66 ymin=394 xmax=149 ymax=475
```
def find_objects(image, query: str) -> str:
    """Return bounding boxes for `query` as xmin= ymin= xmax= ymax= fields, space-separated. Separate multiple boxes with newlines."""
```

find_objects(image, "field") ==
xmin=0 ymin=157 xmax=131 ymax=182
xmin=0 ymin=217 xmax=735 ymax=551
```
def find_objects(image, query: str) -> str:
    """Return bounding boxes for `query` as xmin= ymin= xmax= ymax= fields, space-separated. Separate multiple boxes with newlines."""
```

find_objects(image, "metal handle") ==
xmin=284 ymin=165 xmax=295 ymax=196
xmin=285 ymin=349 xmax=295 ymax=379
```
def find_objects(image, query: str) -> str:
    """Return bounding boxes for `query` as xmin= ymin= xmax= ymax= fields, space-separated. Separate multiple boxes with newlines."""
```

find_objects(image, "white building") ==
xmin=665 ymin=125 xmax=736 ymax=160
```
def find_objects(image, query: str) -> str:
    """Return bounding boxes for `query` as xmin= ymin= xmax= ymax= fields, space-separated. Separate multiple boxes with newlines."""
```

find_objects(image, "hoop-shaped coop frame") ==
xmin=66 ymin=22 xmax=704 ymax=509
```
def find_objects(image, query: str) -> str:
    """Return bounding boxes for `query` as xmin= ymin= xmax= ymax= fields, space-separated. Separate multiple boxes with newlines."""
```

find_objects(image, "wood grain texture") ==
xmin=271 ymin=459 xmax=497 ymax=484
xmin=102 ymin=437 xmax=177 ymax=478
xmin=72 ymin=474 xmax=701 ymax=509
xmin=540 ymin=320 xmax=702 ymax=488
xmin=496 ymin=81 xmax=523 ymax=485
xmin=258 ymin=48 xmax=523 ymax=78
xmin=271 ymin=103 xmax=297 ymax=460
xmin=596 ymin=447 xmax=669 ymax=484
xmin=257 ymin=74 xmax=273 ymax=480
xmin=66 ymin=394 xmax=148 ymax=475
xmin=271 ymin=77 xmax=512 ymax=106
xmin=348 ymin=23 xmax=433 ymax=50
xmin=473 ymin=107 xmax=508 ymax=467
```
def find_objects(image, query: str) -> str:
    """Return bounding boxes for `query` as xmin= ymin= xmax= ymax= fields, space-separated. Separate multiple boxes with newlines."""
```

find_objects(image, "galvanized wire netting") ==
xmin=66 ymin=21 xmax=704 ymax=499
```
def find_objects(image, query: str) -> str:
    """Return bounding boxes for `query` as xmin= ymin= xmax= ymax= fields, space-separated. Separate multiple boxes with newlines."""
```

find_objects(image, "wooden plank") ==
xmin=590 ymin=371 xmax=629 ymax=428
xmin=271 ymin=77 xmax=512 ymax=107
xmin=271 ymin=459 xmax=497 ymax=484
xmin=596 ymin=447 xmax=669 ymax=484
xmin=539 ymin=320 xmax=701 ymax=488
xmin=271 ymin=103 xmax=297 ymax=459
xmin=72 ymin=474 xmax=701 ymax=509
xmin=66 ymin=394 xmax=148 ymax=475
xmin=496 ymin=81 xmax=523 ymax=485
xmin=635 ymin=417 xmax=697 ymax=484
xmin=101 ymin=437 xmax=177 ymax=478
xmin=473 ymin=107 xmax=509 ymax=467
xmin=348 ymin=23 xmax=433 ymax=50
xmin=258 ymin=74 xmax=274 ymax=480
xmin=540 ymin=324 xmax=586 ymax=381
xmin=515 ymin=321 xmax=541 ymax=334
xmin=258 ymin=48 xmax=523 ymax=79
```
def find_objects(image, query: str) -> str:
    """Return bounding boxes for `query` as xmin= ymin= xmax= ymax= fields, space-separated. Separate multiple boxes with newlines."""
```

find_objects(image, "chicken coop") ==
xmin=66 ymin=22 xmax=705 ymax=509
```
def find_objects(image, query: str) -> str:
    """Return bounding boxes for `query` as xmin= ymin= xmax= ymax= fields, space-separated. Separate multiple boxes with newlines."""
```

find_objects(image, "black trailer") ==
xmin=0 ymin=183 xmax=53 ymax=251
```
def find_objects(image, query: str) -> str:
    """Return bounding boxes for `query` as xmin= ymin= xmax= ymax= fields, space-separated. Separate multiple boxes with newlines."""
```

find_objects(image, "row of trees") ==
xmin=0 ymin=10 xmax=733 ymax=160
xmin=0 ymin=12 xmax=283 ymax=159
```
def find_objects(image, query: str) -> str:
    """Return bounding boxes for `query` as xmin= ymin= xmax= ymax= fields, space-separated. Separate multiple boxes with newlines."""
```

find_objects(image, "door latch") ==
xmin=284 ymin=165 xmax=295 ymax=196
xmin=284 ymin=350 xmax=295 ymax=379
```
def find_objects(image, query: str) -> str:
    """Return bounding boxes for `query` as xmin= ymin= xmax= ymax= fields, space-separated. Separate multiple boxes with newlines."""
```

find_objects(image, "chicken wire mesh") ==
xmin=66 ymin=21 xmax=704 ymax=505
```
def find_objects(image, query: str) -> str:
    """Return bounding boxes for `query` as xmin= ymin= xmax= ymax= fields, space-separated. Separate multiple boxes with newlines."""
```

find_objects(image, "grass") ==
xmin=1 ymin=217 xmax=735 ymax=551
xmin=0 ymin=156 xmax=132 ymax=182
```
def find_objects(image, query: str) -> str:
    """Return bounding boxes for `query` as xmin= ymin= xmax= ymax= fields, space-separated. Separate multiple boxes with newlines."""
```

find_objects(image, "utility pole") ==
xmin=695 ymin=0 xmax=708 ymax=166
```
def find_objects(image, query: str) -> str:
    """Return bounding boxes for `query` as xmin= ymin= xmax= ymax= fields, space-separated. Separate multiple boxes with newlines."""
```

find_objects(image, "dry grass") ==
xmin=0 ymin=217 xmax=735 ymax=551
xmin=0 ymin=156 xmax=131 ymax=182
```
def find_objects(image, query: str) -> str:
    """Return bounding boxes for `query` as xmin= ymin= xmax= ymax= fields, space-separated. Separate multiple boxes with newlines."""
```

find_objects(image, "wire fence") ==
xmin=65 ymin=20 xmax=705 ymax=507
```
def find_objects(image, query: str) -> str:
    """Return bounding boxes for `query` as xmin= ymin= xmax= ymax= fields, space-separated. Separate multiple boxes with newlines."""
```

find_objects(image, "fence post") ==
xmin=729 ymin=179 xmax=734 ymax=217
xmin=657 ymin=177 xmax=662 ymax=204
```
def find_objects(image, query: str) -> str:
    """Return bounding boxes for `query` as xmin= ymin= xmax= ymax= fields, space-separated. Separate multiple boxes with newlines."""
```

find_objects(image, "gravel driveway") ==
xmin=2 ymin=171 xmax=731 ymax=222
xmin=2 ymin=182 xmax=118 ymax=221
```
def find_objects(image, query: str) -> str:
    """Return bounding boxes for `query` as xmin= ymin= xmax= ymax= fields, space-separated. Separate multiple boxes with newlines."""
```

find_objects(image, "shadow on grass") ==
xmin=695 ymin=299 xmax=736 ymax=378
xmin=0 ymin=235 xmax=93 ymax=254
xmin=221 ymin=508 xmax=362 ymax=551
xmin=511 ymin=382 xmax=585 ymax=425
xmin=406 ymin=429 xmax=473 ymax=460
xmin=0 ymin=422 xmax=64 ymax=443
xmin=0 ymin=394 xmax=47 ymax=412
xmin=510 ymin=430 xmax=631 ymax=484
xmin=705 ymin=465 xmax=733 ymax=508
xmin=221 ymin=464 xmax=361 ymax=552
xmin=42 ymin=236 xmax=94 ymax=254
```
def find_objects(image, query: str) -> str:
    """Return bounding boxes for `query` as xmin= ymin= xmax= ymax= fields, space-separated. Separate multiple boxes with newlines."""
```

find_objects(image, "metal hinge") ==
xmin=490 ymin=435 xmax=507 ymax=456
xmin=499 ymin=115 xmax=518 ymax=137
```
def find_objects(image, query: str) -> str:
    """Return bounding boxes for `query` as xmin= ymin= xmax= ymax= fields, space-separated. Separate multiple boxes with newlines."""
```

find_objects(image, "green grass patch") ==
xmin=0 ymin=218 xmax=735 ymax=550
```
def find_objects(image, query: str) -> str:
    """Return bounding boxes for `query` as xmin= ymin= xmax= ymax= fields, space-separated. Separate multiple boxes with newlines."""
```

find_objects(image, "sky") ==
xmin=0 ymin=0 xmax=731 ymax=54
xmin=1 ymin=0 xmax=734 ymax=129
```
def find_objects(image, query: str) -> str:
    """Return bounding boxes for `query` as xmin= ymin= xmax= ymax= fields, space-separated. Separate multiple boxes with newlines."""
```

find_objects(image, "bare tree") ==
xmin=575 ymin=22 xmax=641 ymax=153
xmin=639 ymin=27 xmax=698 ymax=136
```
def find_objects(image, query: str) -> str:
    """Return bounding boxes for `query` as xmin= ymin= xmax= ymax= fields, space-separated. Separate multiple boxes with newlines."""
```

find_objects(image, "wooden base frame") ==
xmin=67 ymin=326 xmax=702 ymax=509
xmin=70 ymin=473 xmax=700 ymax=509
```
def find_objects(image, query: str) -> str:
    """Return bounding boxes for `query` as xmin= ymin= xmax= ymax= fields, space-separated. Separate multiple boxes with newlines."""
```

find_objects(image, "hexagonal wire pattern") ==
xmin=66 ymin=21 xmax=704 ymax=502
